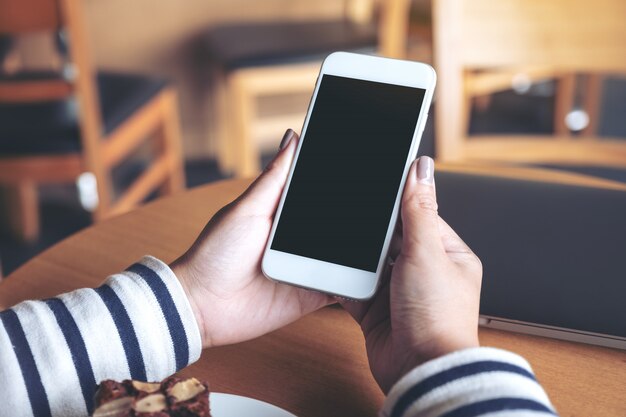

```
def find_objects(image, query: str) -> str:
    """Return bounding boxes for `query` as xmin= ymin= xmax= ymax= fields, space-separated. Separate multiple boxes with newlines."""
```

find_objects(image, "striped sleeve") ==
xmin=0 ymin=256 xmax=202 ymax=417
xmin=380 ymin=347 xmax=558 ymax=417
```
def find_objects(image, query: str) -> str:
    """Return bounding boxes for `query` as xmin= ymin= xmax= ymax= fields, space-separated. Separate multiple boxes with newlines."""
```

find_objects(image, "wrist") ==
xmin=170 ymin=255 xmax=210 ymax=349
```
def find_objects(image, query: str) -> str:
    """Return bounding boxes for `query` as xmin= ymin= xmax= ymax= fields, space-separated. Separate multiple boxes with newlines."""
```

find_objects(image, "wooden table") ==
xmin=1 ymin=174 xmax=625 ymax=417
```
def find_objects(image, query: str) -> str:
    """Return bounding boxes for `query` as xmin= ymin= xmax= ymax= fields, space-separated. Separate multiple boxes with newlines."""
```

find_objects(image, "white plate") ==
xmin=211 ymin=393 xmax=296 ymax=417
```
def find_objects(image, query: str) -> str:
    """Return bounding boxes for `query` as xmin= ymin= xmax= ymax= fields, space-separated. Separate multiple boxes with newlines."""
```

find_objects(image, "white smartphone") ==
xmin=262 ymin=52 xmax=436 ymax=300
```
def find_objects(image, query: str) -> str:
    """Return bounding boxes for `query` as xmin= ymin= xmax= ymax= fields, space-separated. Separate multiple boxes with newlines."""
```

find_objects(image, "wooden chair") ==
xmin=0 ymin=0 xmax=185 ymax=241
xmin=204 ymin=0 xmax=411 ymax=178
xmin=433 ymin=0 xmax=626 ymax=168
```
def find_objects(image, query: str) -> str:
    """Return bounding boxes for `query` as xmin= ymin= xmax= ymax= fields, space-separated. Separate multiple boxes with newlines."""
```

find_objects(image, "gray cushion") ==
xmin=202 ymin=20 xmax=377 ymax=70
xmin=0 ymin=72 xmax=167 ymax=156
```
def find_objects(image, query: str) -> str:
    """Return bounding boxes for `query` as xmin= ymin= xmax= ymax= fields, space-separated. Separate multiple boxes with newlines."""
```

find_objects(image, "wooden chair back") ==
xmin=0 ymin=0 xmax=99 ymax=118
xmin=433 ymin=0 xmax=626 ymax=167
xmin=0 ymin=0 xmax=62 ymax=33
xmin=0 ymin=0 xmax=75 ymax=103
xmin=0 ymin=0 xmax=116 ymax=216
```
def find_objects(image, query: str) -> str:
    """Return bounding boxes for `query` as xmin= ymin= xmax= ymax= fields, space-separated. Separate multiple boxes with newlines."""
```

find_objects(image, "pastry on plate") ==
xmin=92 ymin=376 xmax=210 ymax=417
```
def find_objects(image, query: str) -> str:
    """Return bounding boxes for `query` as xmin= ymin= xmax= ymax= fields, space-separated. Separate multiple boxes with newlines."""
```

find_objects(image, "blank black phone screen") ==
xmin=271 ymin=74 xmax=426 ymax=272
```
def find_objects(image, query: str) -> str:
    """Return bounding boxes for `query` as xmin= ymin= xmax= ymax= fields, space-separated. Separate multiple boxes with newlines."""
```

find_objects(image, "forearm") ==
xmin=0 ymin=256 xmax=201 ymax=417
xmin=381 ymin=347 xmax=557 ymax=417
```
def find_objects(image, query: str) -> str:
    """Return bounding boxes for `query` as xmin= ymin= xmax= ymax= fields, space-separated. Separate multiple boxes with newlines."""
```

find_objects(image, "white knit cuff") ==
xmin=380 ymin=347 xmax=556 ymax=417
xmin=123 ymin=255 xmax=203 ymax=372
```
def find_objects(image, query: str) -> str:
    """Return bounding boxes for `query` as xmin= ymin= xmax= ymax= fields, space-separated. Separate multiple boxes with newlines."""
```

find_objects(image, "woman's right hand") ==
xmin=341 ymin=156 xmax=483 ymax=393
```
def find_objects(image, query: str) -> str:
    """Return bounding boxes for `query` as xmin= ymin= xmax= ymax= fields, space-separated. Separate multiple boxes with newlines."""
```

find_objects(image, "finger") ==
xmin=338 ymin=297 xmax=370 ymax=323
xmin=338 ymin=274 xmax=388 ymax=322
xmin=400 ymin=156 xmax=444 ymax=257
xmin=437 ymin=216 xmax=474 ymax=255
xmin=339 ymin=256 xmax=392 ymax=322
xmin=360 ymin=277 xmax=391 ymax=335
xmin=339 ymin=277 xmax=391 ymax=334
xmin=437 ymin=216 xmax=482 ymax=284
xmin=237 ymin=129 xmax=299 ymax=216
xmin=294 ymin=287 xmax=335 ymax=313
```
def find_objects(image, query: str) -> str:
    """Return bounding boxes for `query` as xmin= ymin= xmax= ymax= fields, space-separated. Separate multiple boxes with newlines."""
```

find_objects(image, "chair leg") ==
xmin=554 ymin=74 xmax=576 ymax=136
xmin=160 ymin=88 xmax=186 ymax=194
xmin=581 ymin=74 xmax=603 ymax=137
xmin=461 ymin=92 xmax=473 ymax=135
xmin=4 ymin=182 xmax=40 ymax=242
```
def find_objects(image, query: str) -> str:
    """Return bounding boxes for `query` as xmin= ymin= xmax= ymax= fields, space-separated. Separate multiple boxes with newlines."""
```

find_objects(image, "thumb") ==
xmin=400 ymin=156 xmax=443 ymax=257
xmin=237 ymin=129 xmax=299 ymax=216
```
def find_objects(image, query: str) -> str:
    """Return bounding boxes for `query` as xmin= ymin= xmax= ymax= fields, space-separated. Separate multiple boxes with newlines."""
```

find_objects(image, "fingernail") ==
xmin=416 ymin=156 xmax=434 ymax=184
xmin=279 ymin=129 xmax=296 ymax=150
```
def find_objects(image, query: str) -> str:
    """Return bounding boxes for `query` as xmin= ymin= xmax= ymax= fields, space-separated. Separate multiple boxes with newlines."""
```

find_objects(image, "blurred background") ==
xmin=0 ymin=0 xmax=624 ymax=277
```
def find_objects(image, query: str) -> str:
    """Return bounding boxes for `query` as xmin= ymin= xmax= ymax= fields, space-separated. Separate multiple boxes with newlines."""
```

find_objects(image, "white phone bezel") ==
xmin=262 ymin=52 xmax=436 ymax=300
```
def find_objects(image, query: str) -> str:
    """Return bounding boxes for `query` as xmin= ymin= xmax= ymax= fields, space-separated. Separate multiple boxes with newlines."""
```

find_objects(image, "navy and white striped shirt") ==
xmin=0 ymin=256 xmax=201 ymax=417
xmin=0 ymin=256 xmax=557 ymax=417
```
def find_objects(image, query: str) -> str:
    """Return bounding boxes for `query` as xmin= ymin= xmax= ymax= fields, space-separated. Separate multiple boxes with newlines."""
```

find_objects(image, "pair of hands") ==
xmin=172 ymin=129 xmax=482 ymax=393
